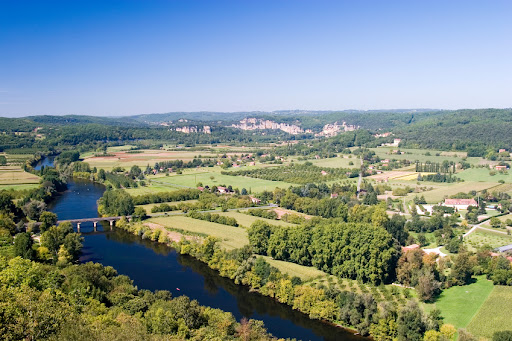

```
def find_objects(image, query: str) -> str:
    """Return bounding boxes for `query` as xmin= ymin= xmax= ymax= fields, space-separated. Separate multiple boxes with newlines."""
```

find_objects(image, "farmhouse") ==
xmin=442 ymin=198 xmax=478 ymax=210
xmin=495 ymin=165 xmax=508 ymax=171
xmin=217 ymin=186 xmax=227 ymax=194
xmin=250 ymin=196 xmax=261 ymax=204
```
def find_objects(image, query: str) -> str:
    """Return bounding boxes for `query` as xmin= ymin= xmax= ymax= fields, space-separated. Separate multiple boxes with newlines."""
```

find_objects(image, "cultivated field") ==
xmin=467 ymin=285 xmax=512 ymax=339
xmin=405 ymin=182 xmax=496 ymax=203
xmin=82 ymin=149 xmax=237 ymax=170
xmin=148 ymin=215 xmax=249 ymax=250
xmin=369 ymin=147 xmax=471 ymax=164
xmin=0 ymin=166 xmax=40 ymax=190
xmin=136 ymin=199 xmax=199 ymax=213
xmin=425 ymin=275 xmax=493 ymax=330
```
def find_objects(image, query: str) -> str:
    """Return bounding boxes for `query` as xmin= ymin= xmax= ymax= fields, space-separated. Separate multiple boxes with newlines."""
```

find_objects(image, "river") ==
xmin=38 ymin=157 xmax=364 ymax=341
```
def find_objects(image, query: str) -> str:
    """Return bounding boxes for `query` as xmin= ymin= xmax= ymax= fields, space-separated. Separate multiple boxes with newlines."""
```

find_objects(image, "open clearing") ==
xmin=467 ymin=285 xmax=512 ymax=339
xmin=425 ymin=275 xmax=493 ymax=330
xmin=148 ymin=215 xmax=249 ymax=250
xmin=217 ymin=211 xmax=295 ymax=228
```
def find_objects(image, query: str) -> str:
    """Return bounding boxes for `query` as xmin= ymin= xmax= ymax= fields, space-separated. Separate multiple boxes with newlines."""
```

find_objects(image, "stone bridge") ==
xmin=27 ymin=215 xmax=132 ymax=232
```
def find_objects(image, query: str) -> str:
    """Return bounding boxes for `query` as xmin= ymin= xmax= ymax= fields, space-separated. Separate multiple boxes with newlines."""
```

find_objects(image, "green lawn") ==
xmin=465 ymin=229 xmax=512 ymax=252
xmin=148 ymin=215 xmax=249 ymax=250
xmin=467 ymin=285 xmax=512 ymax=339
xmin=217 ymin=211 xmax=295 ymax=228
xmin=425 ymin=275 xmax=494 ymax=330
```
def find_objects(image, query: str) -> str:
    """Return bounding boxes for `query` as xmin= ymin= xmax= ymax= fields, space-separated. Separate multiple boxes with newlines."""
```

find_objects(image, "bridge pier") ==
xmin=77 ymin=223 xmax=81 ymax=232
xmin=93 ymin=221 xmax=97 ymax=232
xmin=110 ymin=220 xmax=114 ymax=230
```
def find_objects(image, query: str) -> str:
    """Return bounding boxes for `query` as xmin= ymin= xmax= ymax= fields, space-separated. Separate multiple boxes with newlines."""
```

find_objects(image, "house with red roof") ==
xmin=443 ymin=198 xmax=478 ymax=210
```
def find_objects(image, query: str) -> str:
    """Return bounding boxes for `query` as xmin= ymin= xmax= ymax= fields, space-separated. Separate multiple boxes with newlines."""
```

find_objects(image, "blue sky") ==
xmin=0 ymin=0 xmax=511 ymax=116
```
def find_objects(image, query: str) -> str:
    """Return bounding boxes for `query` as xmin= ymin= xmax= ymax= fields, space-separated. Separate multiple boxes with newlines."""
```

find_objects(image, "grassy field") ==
xmin=261 ymin=255 xmax=326 ymax=281
xmin=467 ymin=285 xmax=512 ymax=339
xmin=149 ymin=169 xmax=293 ymax=193
xmin=465 ymin=229 xmax=512 ymax=251
xmin=301 ymin=156 xmax=359 ymax=169
xmin=425 ymin=275 xmax=494 ymax=330
xmin=217 ymin=211 xmax=295 ymax=228
xmin=457 ymin=168 xmax=512 ymax=183
xmin=136 ymin=199 xmax=199 ymax=213
xmin=148 ymin=215 xmax=249 ymax=250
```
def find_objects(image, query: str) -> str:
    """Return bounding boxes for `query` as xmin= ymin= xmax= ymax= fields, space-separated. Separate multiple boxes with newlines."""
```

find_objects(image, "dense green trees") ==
xmin=0 ymin=257 xmax=275 ymax=340
xmin=97 ymin=189 xmax=135 ymax=216
xmin=13 ymin=232 xmax=35 ymax=260
xmin=250 ymin=219 xmax=399 ymax=284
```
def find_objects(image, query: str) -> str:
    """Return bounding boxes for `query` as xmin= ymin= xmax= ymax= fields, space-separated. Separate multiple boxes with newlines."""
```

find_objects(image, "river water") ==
xmin=39 ymin=157 xmax=364 ymax=341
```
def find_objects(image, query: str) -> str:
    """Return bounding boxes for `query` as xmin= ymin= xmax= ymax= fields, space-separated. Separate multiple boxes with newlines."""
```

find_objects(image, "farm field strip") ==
xmin=217 ymin=211 xmax=296 ymax=228
xmin=148 ymin=215 xmax=249 ymax=250
xmin=424 ymin=275 xmax=493 ymax=330
xmin=467 ymin=285 xmax=512 ymax=339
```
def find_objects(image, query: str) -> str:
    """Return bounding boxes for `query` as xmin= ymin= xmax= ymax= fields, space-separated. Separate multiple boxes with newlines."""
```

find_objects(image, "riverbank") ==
xmin=113 ymin=218 xmax=366 ymax=339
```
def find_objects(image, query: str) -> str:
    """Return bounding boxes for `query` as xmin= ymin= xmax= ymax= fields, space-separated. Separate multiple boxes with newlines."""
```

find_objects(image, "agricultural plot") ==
xmin=1 ymin=153 xmax=33 ymax=165
xmin=467 ymin=285 xmax=512 ymax=339
xmin=0 ymin=166 xmax=40 ymax=190
xmin=83 ymin=149 xmax=232 ymax=170
xmin=148 ymin=215 xmax=249 ymax=250
xmin=149 ymin=170 xmax=293 ymax=193
xmin=217 ymin=211 xmax=295 ymax=228
xmin=425 ymin=275 xmax=493 ymax=330
xmin=457 ymin=168 xmax=512 ymax=183
xmin=464 ymin=229 xmax=512 ymax=252
xmin=369 ymin=148 xmax=469 ymax=164
xmin=406 ymin=182 xmax=495 ymax=203
xmin=136 ymin=199 xmax=199 ymax=213
xmin=488 ymin=183 xmax=512 ymax=193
